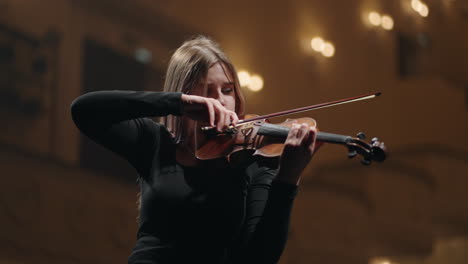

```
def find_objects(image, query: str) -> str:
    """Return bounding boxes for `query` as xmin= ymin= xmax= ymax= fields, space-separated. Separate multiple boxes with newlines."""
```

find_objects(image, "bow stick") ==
xmin=201 ymin=91 xmax=382 ymax=131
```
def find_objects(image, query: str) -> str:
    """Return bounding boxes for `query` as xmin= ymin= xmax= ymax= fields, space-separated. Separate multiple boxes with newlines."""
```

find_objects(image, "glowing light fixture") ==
xmin=311 ymin=37 xmax=325 ymax=52
xmin=411 ymin=0 xmax=429 ymax=17
xmin=381 ymin=15 xmax=394 ymax=30
xmin=310 ymin=37 xmax=335 ymax=58
xmin=369 ymin=11 xmax=382 ymax=26
xmin=237 ymin=70 xmax=251 ymax=87
xmin=321 ymin=42 xmax=335 ymax=57
xmin=248 ymin=75 xmax=264 ymax=92
xmin=237 ymin=70 xmax=263 ymax=92
xmin=411 ymin=0 xmax=422 ymax=11
xmin=367 ymin=11 xmax=394 ymax=30
xmin=369 ymin=257 xmax=393 ymax=264
xmin=419 ymin=3 xmax=429 ymax=17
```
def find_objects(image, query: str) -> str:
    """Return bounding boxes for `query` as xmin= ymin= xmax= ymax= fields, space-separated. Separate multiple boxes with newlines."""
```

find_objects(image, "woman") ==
xmin=71 ymin=36 xmax=319 ymax=264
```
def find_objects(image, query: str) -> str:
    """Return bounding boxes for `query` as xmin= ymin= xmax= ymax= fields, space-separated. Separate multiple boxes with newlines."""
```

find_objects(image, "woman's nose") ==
xmin=218 ymin=98 xmax=226 ymax=107
xmin=214 ymin=91 xmax=226 ymax=106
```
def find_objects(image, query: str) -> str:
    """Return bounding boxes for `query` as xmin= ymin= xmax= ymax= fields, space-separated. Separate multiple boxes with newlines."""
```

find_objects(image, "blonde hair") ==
xmin=162 ymin=35 xmax=245 ymax=143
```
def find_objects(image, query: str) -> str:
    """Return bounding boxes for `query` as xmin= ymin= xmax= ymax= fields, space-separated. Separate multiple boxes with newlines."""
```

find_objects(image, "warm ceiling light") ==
xmin=248 ymin=75 xmax=264 ymax=92
xmin=419 ymin=3 xmax=429 ymax=17
xmin=411 ymin=0 xmax=422 ymax=12
xmin=381 ymin=15 xmax=394 ymax=30
xmin=411 ymin=0 xmax=429 ymax=17
xmin=309 ymin=37 xmax=335 ymax=58
xmin=321 ymin=42 xmax=335 ymax=57
xmin=311 ymin=37 xmax=325 ymax=52
xmin=237 ymin=71 xmax=251 ymax=87
xmin=369 ymin=11 xmax=382 ymax=26
xmin=369 ymin=258 xmax=393 ymax=264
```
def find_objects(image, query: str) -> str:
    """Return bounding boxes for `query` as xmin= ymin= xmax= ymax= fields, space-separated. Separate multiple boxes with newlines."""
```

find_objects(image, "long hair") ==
xmin=161 ymin=35 xmax=245 ymax=144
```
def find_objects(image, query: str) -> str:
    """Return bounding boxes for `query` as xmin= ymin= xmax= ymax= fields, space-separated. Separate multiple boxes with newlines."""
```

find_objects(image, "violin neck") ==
xmin=257 ymin=123 xmax=352 ymax=145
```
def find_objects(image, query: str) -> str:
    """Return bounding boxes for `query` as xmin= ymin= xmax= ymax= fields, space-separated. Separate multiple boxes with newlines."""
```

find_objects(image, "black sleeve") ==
xmin=235 ymin=163 xmax=298 ymax=264
xmin=70 ymin=90 xmax=183 ymax=175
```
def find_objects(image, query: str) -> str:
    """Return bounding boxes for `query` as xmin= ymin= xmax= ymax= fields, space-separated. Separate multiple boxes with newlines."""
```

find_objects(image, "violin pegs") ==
xmin=361 ymin=158 xmax=371 ymax=165
xmin=357 ymin=132 xmax=366 ymax=140
xmin=348 ymin=149 xmax=357 ymax=159
xmin=371 ymin=137 xmax=379 ymax=144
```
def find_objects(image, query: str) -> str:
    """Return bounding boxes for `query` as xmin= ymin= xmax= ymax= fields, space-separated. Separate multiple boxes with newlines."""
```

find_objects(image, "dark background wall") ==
xmin=0 ymin=0 xmax=467 ymax=263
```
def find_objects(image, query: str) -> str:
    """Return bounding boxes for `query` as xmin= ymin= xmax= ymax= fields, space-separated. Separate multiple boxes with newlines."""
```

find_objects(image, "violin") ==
xmin=196 ymin=92 xmax=387 ymax=166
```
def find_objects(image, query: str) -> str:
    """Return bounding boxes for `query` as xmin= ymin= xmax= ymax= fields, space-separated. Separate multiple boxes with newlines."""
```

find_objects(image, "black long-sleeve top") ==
xmin=70 ymin=91 xmax=298 ymax=264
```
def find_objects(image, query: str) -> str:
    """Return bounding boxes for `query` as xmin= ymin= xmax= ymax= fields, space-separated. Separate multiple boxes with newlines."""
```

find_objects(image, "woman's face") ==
xmin=198 ymin=62 xmax=236 ymax=112
xmin=180 ymin=62 xmax=237 ymax=150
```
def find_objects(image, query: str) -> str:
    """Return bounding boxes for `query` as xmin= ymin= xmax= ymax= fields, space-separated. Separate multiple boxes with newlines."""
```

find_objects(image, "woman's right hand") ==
xmin=181 ymin=94 xmax=239 ymax=132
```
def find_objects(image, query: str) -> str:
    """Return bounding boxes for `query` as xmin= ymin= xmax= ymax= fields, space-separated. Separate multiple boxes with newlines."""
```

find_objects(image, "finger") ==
xmin=288 ymin=121 xmax=299 ymax=144
xmin=229 ymin=111 xmax=239 ymax=126
xmin=217 ymin=109 xmax=225 ymax=132
xmin=296 ymin=124 xmax=304 ymax=139
xmin=219 ymin=106 xmax=228 ymax=130
xmin=211 ymin=100 xmax=225 ymax=132
xmin=298 ymin=123 xmax=310 ymax=146
xmin=206 ymin=99 xmax=215 ymax=127
xmin=222 ymin=110 xmax=231 ymax=131
xmin=286 ymin=124 xmax=300 ymax=145
xmin=305 ymin=126 xmax=317 ymax=152
xmin=300 ymin=125 xmax=314 ymax=145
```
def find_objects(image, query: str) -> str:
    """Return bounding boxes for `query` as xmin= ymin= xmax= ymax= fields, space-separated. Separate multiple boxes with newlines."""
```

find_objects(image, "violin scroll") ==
xmin=346 ymin=132 xmax=387 ymax=165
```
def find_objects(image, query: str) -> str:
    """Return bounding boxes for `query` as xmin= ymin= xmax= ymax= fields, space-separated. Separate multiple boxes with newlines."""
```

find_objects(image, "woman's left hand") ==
xmin=275 ymin=122 xmax=322 ymax=185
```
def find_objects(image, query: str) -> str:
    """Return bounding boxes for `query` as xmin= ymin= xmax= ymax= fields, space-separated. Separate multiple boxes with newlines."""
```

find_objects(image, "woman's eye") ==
xmin=222 ymin=87 xmax=233 ymax=94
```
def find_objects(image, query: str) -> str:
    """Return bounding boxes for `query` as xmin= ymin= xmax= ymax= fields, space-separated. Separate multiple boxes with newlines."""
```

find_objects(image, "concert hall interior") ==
xmin=0 ymin=0 xmax=467 ymax=263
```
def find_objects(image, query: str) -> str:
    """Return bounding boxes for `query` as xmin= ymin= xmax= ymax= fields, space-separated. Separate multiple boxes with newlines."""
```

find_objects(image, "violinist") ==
xmin=71 ymin=35 xmax=320 ymax=264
